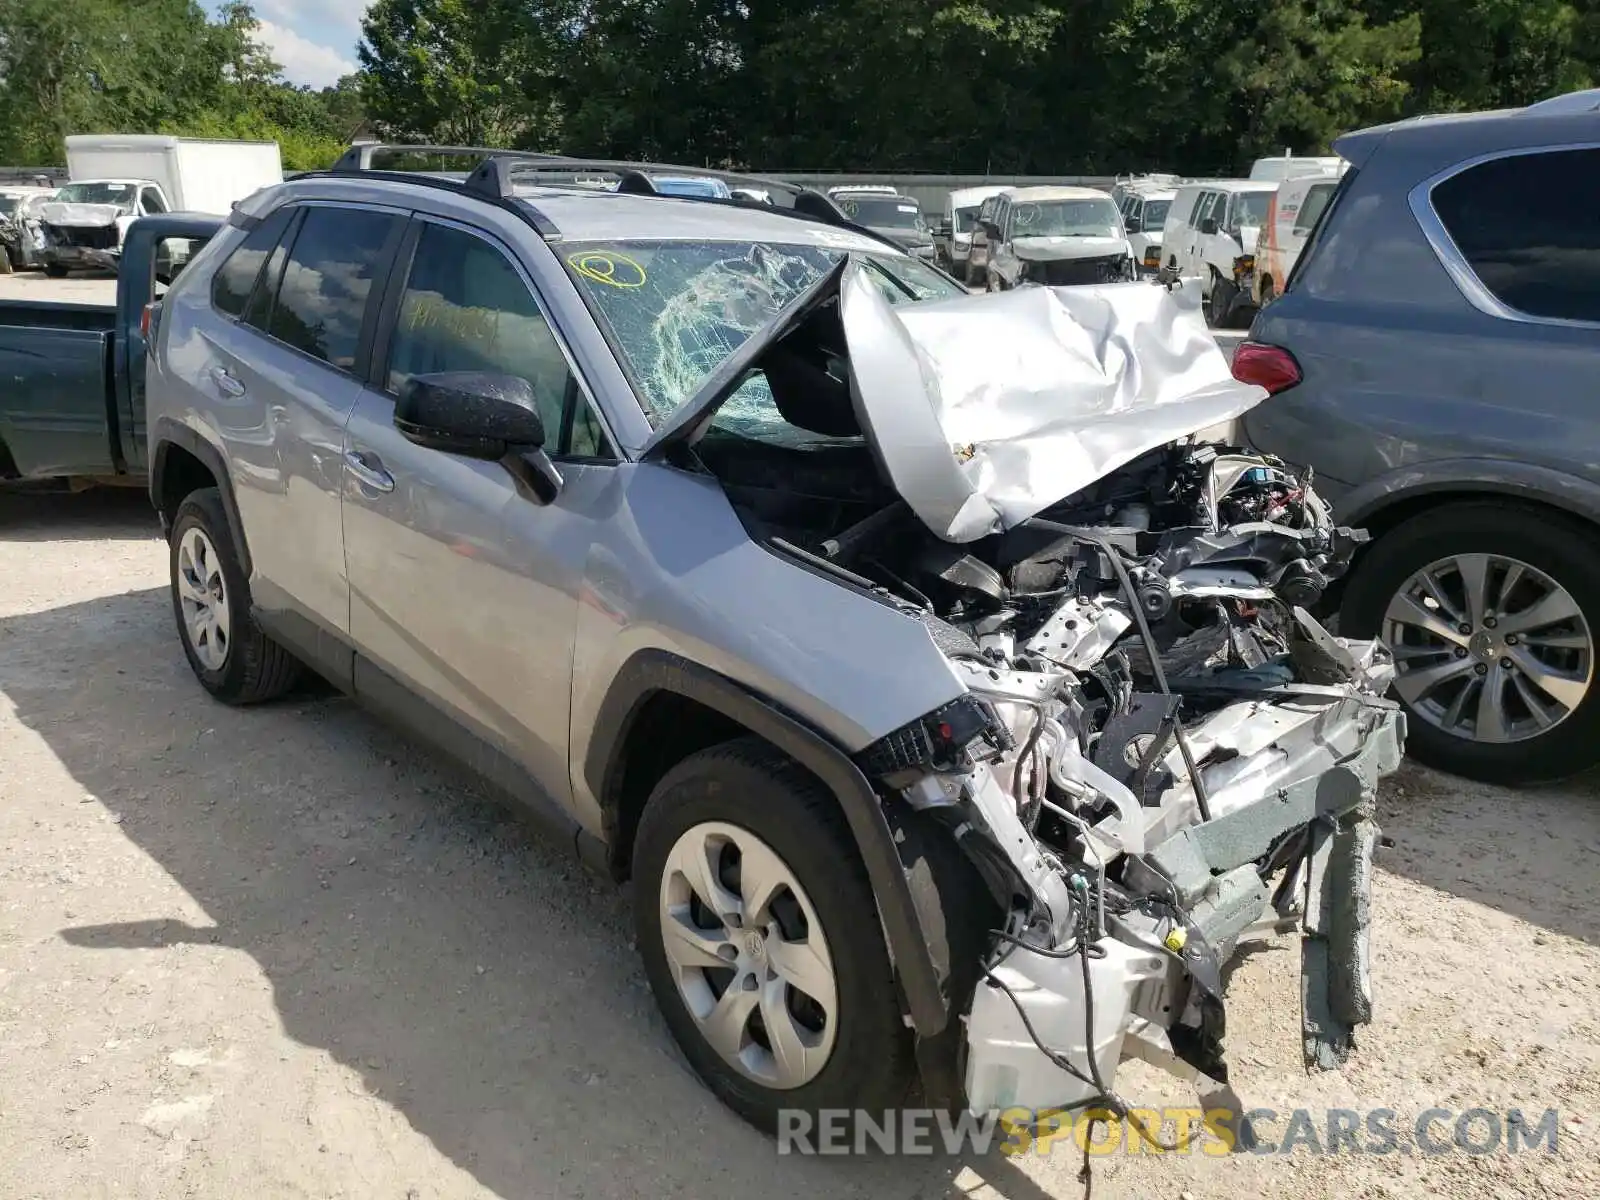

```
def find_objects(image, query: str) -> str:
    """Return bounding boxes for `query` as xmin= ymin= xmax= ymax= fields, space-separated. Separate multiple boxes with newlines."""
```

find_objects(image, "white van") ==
xmin=1248 ymin=153 xmax=1345 ymax=182
xmin=1252 ymin=173 xmax=1340 ymax=306
xmin=1160 ymin=179 xmax=1279 ymax=326
xmin=1121 ymin=188 xmax=1175 ymax=276
xmin=984 ymin=186 xmax=1135 ymax=289
xmin=938 ymin=184 xmax=1009 ymax=277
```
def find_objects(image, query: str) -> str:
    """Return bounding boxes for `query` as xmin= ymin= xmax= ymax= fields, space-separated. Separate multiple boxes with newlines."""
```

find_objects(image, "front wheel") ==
xmin=633 ymin=739 xmax=913 ymax=1132
xmin=1341 ymin=502 xmax=1600 ymax=783
xmin=44 ymin=262 xmax=68 ymax=279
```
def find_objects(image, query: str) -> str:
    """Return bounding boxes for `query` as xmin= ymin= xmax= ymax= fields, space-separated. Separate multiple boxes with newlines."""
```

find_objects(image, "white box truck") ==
xmin=37 ymin=135 xmax=283 ymax=276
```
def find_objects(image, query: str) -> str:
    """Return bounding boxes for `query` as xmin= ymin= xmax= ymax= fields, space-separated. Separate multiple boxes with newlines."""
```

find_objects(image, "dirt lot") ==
xmin=1 ymin=489 xmax=1597 ymax=1200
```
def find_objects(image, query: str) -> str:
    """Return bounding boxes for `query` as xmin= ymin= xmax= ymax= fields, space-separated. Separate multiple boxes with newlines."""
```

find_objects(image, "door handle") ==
xmin=344 ymin=449 xmax=395 ymax=494
xmin=209 ymin=365 xmax=246 ymax=397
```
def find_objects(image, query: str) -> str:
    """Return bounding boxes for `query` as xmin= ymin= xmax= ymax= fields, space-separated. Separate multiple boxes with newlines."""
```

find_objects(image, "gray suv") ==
xmin=146 ymin=148 xmax=1403 ymax=1132
xmin=1240 ymin=90 xmax=1600 ymax=784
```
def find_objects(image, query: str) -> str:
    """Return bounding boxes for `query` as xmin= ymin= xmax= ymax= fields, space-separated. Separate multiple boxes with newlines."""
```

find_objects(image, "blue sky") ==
xmin=210 ymin=1 xmax=368 ymax=89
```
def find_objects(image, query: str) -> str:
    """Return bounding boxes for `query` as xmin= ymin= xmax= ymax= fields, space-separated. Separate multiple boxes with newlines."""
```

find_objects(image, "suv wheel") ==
xmin=633 ymin=738 xmax=912 ymax=1132
xmin=169 ymin=487 xmax=302 ymax=704
xmin=1342 ymin=502 xmax=1600 ymax=783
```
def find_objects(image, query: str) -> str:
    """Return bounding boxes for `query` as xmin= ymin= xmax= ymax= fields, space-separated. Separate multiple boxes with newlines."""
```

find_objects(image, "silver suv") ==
xmin=146 ymin=148 xmax=1404 ymax=1133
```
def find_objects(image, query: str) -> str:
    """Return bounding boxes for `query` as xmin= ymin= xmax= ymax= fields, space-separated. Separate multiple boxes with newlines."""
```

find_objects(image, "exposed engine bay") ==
xmin=683 ymin=267 xmax=1405 ymax=1124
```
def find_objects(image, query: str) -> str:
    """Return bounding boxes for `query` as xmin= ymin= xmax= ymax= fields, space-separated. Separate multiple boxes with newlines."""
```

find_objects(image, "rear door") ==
xmin=198 ymin=201 xmax=405 ymax=637
xmin=341 ymin=214 xmax=620 ymax=812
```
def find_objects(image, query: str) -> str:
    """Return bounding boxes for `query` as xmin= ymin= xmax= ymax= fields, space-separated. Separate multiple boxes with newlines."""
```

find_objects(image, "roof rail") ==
xmin=326 ymin=143 xmax=904 ymax=253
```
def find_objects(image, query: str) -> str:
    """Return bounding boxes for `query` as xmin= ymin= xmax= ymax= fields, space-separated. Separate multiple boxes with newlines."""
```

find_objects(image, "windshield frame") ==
xmin=1226 ymin=189 xmax=1276 ymax=233
xmin=1008 ymin=197 xmax=1123 ymax=239
xmin=53 ymin=181 xmax=137 ymax=209
xmin=559 ymin=239 xmax=963 ymax=430
xmin=1139 ymin=199 xmax=1172 ymax=232
xmin=834 ymin=195 xmax=926 ymax=231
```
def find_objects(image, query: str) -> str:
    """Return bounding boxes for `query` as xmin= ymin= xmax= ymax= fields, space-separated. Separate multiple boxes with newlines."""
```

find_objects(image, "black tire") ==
xmin=169 ymin=487 xmax=302 ymax=704
xmin=1207 ymin=272 xmax=1237 ymax=326
xmin=44 ymin=262 xmax=68 ymax=278
xmin=1341 ymin=501 xmax=1600 ymax=784
xmin=633 ymin=738 xmax=914 ymax=1133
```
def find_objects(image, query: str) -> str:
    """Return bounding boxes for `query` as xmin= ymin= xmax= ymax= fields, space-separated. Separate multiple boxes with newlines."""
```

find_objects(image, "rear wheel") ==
xmin=632 ymin=738 xmax=912 ymax=1132
xmin=169 ymin=487 xmax=302 ymax=704
xmin=1342 ymin=502 xmax=1600 ymax=783
xmin=44 ymin=262 xmax=68 ymax=278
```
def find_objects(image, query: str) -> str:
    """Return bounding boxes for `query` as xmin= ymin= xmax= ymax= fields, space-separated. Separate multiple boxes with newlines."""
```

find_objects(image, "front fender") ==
xmin=585 ymin=649 xmax=952 ymax=1039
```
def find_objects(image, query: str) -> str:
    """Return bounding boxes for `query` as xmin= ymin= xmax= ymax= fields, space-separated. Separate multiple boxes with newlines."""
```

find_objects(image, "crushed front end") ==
xmin=855 ymin=444 xmax=1404 ymax=1115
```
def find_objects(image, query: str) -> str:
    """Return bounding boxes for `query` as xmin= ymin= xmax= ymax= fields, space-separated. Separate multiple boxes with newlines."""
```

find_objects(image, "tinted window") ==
xmin=210 ymin=207 xmax=294 ymax=318
xmin=387 ymin=222 xmax=607 ymax=457
xmin=1292 ymin=182 xmax=1336 ymax=236
xmin=268 ymin=207 xmax=399 ymax=370
xmin=1432 ymin=147 xmax=1600 ymax=323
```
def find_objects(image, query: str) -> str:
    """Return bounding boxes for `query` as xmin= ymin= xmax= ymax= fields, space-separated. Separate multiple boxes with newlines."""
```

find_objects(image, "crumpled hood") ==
xmin=37 ymin=202 xmax=123 ymax=228
xmin=1012 ymin=234 xmax=1129 ymax=262
xmin=842 ymin=270 xmax=1269 ymax=542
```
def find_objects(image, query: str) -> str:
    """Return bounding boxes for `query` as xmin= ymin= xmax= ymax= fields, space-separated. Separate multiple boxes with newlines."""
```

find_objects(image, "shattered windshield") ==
xmin=54 ymin=181 xmax=136 ymax=210
xmin=834 ymin=196 xmax=925 ymax=230
xmin=1228 ymin=190 xmax=1274 ymax=231
xmin=1011 ymin=198 xmax=1122 ymax=238
xmin=563 ymin=239 xmax=963 ymax=426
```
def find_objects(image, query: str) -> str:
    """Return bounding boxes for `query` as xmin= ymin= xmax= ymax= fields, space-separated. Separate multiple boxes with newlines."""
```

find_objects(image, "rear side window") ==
xmin=268 ymin=207 xmax=401 ymax=371
xmin=1293 ymin=182 xmax=1336 ymax=237
xmin=1432 ymin=147 xmax=1600 ymax=323
xmin=210 ymin=207 xmax=294 ymax=317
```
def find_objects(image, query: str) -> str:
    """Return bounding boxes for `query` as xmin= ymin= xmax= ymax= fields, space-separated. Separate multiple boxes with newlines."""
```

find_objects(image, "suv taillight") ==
xmin=1232 ymin=341 xmax=1302 ymax=394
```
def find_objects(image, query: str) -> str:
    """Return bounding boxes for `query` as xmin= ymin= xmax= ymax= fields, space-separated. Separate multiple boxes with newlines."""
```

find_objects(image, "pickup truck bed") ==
xmin=0 ymin=214 xmax=220 ymax=485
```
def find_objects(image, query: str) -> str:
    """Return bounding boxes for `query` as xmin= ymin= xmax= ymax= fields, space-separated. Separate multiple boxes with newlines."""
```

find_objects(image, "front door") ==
xmin=341 ymin=215 xmax=618 ymax=808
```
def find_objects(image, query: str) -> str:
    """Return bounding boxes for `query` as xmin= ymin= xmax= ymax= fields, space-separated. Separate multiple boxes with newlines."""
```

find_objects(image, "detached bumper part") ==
xmin=961 ymin=691 xmax=1403 ymax=1115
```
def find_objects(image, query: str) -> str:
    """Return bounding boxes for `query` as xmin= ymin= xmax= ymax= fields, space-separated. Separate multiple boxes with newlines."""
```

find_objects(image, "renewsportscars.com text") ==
xmin=776 ymin=1107 xmax=1561 ymax=1157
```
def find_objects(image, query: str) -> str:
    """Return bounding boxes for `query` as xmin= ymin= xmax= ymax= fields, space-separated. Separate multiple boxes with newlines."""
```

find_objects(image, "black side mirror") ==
xmin=1124 ymin=215 xmax=1139 ymax=234
xmin=395 ymin=371 xmax=563 ymax=503
xmin=1199 ymin=217 xmax=1218 ymax=235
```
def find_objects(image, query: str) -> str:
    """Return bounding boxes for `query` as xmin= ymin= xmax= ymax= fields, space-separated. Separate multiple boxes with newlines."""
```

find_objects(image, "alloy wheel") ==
xmin=657 ymin=821 xmax=838 ymax=1090
xmin=1383 ymin=552 xmax=1592 ymax=744
xmin=176 ymin=527 xmax=231 ymax=671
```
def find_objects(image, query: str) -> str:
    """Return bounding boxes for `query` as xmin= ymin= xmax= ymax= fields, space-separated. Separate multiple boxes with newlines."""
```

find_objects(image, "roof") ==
xmin=1002 ymin=185 xmax=1114 ymax=202
xmin=1136 ymin=189 xmax=1176 ymax=201
xmin=949 ymin=185 xmax=1010 ymax=206
xmin=521 ymin=188 xmax=899 ymax=247
xmin=1334 ymin=88 xmax=1600 ymax=169
xmin=1169 ymin=179 xmax=1277 ymax=197
xmin=65 ymin=134 xmax=278 ymax=150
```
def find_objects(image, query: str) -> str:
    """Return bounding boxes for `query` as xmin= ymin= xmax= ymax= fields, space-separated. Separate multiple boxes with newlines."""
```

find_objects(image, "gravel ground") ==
xmin=2 ymin=481 xmax=1598 ymax=1199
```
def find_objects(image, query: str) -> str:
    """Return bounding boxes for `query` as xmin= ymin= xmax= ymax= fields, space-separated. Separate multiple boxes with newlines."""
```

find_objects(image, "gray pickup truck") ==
xmin=0 ymin=214 xmax=218 ymax=486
